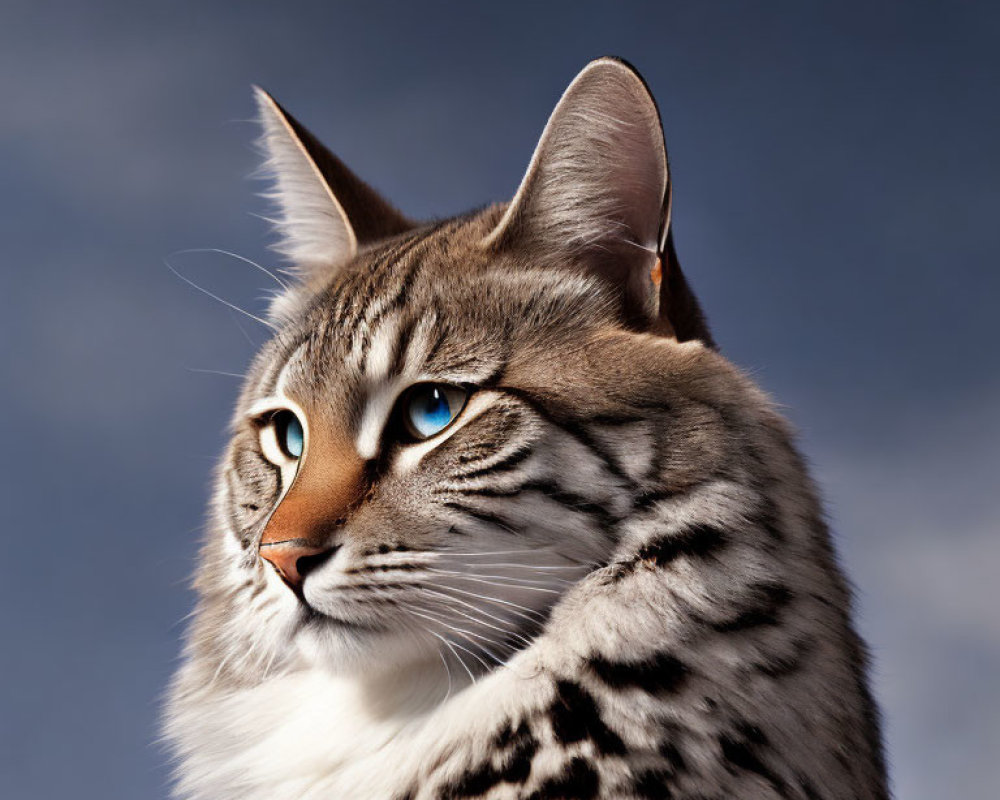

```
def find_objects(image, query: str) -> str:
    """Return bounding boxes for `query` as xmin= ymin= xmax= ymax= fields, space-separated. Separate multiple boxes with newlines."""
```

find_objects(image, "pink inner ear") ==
xmin=651 ymin=257 xmax=663 ymax=287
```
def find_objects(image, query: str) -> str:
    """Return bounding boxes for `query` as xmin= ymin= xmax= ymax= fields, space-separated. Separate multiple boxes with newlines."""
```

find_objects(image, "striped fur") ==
xmin=165 ymin=58 xmax=887 ymax=800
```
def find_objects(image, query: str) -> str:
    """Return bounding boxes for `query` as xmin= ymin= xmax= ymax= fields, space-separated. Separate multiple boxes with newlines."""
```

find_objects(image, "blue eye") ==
xmin=273 ymin=410 xmax=304 ymax=459
xmin=403 ymin=384 xmax=467 ymax=440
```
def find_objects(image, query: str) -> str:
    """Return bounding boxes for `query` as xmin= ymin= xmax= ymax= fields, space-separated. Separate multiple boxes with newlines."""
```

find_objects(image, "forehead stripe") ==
xmin=363 ymin=312 xmax=401 ymax=382
xmin=350 ymin=217 xmax=462 ymax=349
xmin=340 ymin=228 xmax=427 ymax=335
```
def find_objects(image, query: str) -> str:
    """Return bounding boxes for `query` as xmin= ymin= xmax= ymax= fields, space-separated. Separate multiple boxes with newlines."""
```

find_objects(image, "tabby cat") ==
xmin=165 ymin=57 xmax=888 ymax=799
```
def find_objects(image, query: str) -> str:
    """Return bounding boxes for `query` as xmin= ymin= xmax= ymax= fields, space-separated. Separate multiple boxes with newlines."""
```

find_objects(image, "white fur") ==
xmin=253 ymin=88 xmax=357 ymax=275
xmin=169 ymin=642 xmax=559 ymax=800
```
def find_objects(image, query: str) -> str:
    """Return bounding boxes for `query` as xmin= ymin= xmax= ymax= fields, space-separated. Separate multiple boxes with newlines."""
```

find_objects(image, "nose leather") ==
xmin=259 ymin=539 xmax=333 ymax=590
xmin=258 ymin=413 xmax=365 ymax=588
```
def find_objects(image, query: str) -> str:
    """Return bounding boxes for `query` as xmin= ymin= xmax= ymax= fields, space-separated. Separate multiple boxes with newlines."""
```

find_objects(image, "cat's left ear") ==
xmin=253 ymin=88 xmax=412 ymax=304
xmin=483 ymin=58 xmax=677 ymax=333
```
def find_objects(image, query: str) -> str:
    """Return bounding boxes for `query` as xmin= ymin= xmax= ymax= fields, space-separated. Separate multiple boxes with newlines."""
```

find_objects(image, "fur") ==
xmin=166 ymin=58 xmax=887 ymax=800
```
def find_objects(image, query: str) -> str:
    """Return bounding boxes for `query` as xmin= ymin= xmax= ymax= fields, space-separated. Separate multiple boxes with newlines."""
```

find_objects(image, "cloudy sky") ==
xmin=1 ymin=2 xmax=997 ymax=797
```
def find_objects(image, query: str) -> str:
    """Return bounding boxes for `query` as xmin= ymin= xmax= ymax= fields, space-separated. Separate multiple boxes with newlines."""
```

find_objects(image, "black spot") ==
xmin=632 ymin=490 xmax=679 ymax=512
xmin=755 ymin=500 xmax=786 ymax=541
xmin=378 ymin=544 xmax=390 ymax=554
xmin=498 ymin=737 xmax=535 ymax=785
xmin=440 ymin=760 xmax=500 ymax=798
xmin=632 ymin=767 xmax=674 ymax=799
xmin=738 ymin=722 xmax=768 ymax=745
xmin=712 ymin=582 xmax=792 ymax=633
xmin=492 ymin=719 xmax=532 ymax=750
xmin=658 ymin=739 xmax=688 ymax=775
xmin=605 ymin=524 xmax=727 ymax=583
xmin=757 ymin=636 xmax=813 ymax=678
xmin=549 ymin=680 xmax=626 ymax=755
xmin=439 ymin=722 xmax=537 ymax=798
xmin=492 ymin=721 xmax=517 ymax=749
xmin=587 ymin=652 xmax=688 ymax=695
xmin=798 ymin=773 xmax=824 ymax=800
xmin=718 ymin=722 xmax=786 ymax=793
xmin=636 ymin=524 xmax=726 ymax=566
xmin=526 ymin=757 xmax=600 ymax=800
xmin=497 ymin=721 xmax=538 ymax=784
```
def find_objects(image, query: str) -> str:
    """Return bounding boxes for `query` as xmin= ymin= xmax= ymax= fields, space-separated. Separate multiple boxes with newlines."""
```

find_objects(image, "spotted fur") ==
xmin=165 ymin=58 xmax=888 ymax=800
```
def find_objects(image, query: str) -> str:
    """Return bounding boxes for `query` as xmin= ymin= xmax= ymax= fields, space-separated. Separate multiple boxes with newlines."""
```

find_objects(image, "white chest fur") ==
xmin=175 ymin=670 xmax=422 ymax=799
xmin=170 ymin=656 xmax=552 ymax=800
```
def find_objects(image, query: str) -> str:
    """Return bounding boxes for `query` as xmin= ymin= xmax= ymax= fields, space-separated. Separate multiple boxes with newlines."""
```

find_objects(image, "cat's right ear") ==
xmin=253 ymin=88 xmax=412 ymax=314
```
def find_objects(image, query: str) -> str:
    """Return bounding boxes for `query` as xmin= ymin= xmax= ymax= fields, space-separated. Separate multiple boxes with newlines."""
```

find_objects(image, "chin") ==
xmin=294 ymin=610 xmax=433 ymax=677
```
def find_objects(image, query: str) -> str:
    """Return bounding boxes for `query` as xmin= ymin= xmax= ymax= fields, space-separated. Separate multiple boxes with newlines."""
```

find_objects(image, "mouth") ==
xmin=295 ymin=594 xmax=384 ymax=634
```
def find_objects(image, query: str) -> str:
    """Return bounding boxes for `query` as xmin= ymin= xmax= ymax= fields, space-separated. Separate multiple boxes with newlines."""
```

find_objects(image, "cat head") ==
xmin=205 ymin=58 xmax=717 ymax=682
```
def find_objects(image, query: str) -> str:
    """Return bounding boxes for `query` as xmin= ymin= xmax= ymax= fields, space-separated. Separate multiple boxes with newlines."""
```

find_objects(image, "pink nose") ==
xmin=259 ymin=539 xmax=336 ymax=590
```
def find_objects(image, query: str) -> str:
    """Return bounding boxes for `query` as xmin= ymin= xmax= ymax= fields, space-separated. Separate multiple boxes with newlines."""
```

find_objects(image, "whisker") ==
xmin=428 ymin=568 xmax=567 ymax=592
xmin=421 ymin=592 xmax=541 ymax=635
xmin=437 ymin=646 xmax=454 ymax=700
xmin=227 ymin=308 xmax=259 ymax=348
xmin=427 ymin=630 xmax=475 ymax=685
xmin=414 ymin=610 xmax=505 ymax=671
xmin=409 ymin=608 xmax=505 ymax=662
xmin=436 ymin=549 xmax=562 ymax=558
xmin=184 ymin=366 xmax=248 ymax=379
xmin=415 ymin=592 xmax=535 ymax=650
xmin=171 ymin=247 xmax=291 ymax=290
xmin=429 ymin=583 xmax=546 ymax=620
xmin=446 ymin=637 xmax=496 ymax=671
xmin=164 ymin=257 xmax=278 ymax=331
xmin=415 ymin=586 xmax=536 ymax=641
xmin=396 ymin=613 xmax=456 ymax=700
xmin=447 ymin=561 xmax=589 ymax=572
xmin=431 ymin=566 xmax=575 ymax=585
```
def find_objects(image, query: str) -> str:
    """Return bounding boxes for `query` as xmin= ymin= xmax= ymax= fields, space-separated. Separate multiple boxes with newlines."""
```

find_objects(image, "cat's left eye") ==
xmin=400 ymin=384 xmax=468 ymax=441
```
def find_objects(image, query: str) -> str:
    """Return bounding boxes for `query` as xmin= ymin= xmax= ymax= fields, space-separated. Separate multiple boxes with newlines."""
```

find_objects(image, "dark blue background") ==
xmin=2 ymin=2 xmax=997 ymax=797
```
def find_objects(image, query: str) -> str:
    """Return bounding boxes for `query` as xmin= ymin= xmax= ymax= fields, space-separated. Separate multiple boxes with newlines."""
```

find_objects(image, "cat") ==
xmin=165 ymin=57 xmax=889 ymax=800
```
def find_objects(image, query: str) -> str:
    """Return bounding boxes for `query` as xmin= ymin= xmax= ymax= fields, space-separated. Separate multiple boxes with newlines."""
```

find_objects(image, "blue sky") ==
xmin=1 ymin=2 xmax=997 ymax=797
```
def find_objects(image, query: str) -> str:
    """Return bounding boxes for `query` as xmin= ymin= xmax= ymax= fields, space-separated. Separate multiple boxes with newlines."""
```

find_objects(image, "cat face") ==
xmin=210 ymin=58 xmax=714 ymax=679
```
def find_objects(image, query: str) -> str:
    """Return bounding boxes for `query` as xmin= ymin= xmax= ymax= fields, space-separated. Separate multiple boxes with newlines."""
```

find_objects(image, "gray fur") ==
xmin=165 ymin=58 xmax=887 ymax=800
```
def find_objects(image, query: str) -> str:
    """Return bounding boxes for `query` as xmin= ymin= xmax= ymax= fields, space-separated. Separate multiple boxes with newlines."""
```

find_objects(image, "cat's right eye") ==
xmin=259 ymin=409 xmax=305 ymax=466
xmin=274 ymin=410 xmax=304 ymax=459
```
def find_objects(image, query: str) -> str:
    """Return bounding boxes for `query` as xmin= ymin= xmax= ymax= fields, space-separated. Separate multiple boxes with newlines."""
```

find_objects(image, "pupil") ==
xmin=425 ymin=389 xmax=451 ymax=426
xmin=428 ymin=390 xmax=448 ymax=418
